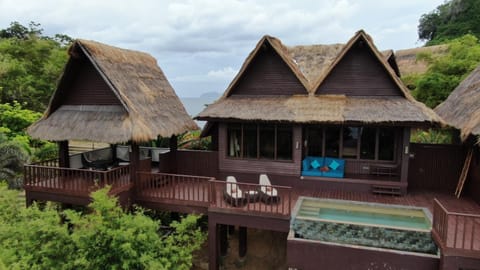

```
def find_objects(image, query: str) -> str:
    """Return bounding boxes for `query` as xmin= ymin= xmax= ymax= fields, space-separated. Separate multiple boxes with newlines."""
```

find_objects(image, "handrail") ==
xmin=24 ymin=164 xmax=131 ymax=195
xmin=136 ymin=172 xmax=212 ymax=205
xmin=433 ymin=198 xmax=480 ymax=254
xmin=209 ymin=179 xmax=292 ymax=217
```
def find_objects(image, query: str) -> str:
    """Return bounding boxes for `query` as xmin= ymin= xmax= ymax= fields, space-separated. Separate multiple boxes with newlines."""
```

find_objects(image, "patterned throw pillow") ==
xmin=329 ymin=160 xmax=340 ymax=170
xmin=311 ymin=159 xmax=321 ymax=169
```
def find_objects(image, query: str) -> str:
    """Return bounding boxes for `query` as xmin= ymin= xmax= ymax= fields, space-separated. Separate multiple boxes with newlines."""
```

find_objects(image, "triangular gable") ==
xmin=223 ymin=36 xmax=309 ymax=97
xmin=313 ymin=30 xmax=411 ymax=98
xmin=47 ymin=41 xmax=126 ymax=116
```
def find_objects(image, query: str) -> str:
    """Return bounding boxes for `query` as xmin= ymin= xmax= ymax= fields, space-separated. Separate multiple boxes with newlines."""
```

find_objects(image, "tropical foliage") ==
xmin=0 ymin=21 xmax=70 ymax=112
xmin=418 ymin=0 xmax=480 ymax=45
xmin=0 ymin=185 xmax=206 ymax=270
xmin=409 ymin=34 xmax=480 ymax=108
xmin=0 ymin=133 xmax=29 ymax=188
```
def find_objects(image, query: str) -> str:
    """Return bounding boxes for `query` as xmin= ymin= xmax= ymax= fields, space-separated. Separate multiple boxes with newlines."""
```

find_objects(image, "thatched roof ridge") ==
xmin=28 ymin=39 xmax=198 ymax=143
xmin=435 ymin=65 xmax=480 ymax=140
xmin=222 ymin=35 xmax=310 ymax=97
xmin=197 ymin=30 xmax=443 ymax=126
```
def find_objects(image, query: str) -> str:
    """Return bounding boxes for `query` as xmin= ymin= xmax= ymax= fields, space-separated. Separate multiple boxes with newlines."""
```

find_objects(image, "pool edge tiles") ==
xmin=294 ymin=197 xmax=432 ymax=232
xmin=290 ymin=196 xmax=438 ymax=256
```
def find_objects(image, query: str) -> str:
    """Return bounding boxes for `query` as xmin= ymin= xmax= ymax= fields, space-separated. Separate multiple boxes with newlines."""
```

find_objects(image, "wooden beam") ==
xmin=58 ymin=141 xmax=70 ymax=168
xmin=455 ymin=148 xmax=473 ymax=198
xmin=220 ymin=224 xmax=228 ymax=257
xmin=208 ymin=222 xmax=220 ymax=270
xmin=238 ymin=226 xmax=247 ymax=258
xmin=400 ymin=128 xmax=410 ymax=194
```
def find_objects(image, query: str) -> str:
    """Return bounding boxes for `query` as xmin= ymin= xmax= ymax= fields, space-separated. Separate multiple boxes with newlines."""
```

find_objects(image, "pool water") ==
xmin=292 ymin=197 xmax=438 ymax=255
xmin=318 ymin=208 xmax=429 ymax=230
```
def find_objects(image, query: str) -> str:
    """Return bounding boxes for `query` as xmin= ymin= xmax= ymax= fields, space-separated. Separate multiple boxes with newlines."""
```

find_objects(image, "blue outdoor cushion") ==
xmin=329 ymin=160 xmax=340 ymax=170
xmin=302 ymin=159 xmax=310 ymax=170
xmin=311 ymin=159 xmax=321 ymax=169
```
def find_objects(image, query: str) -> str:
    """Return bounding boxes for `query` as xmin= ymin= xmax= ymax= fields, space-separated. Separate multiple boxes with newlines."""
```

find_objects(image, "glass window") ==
xmin=378 ymin=128 xmax=395 ymax=160
xmin=325 ymin=126 xmax=340 ymax=157
xmin=360 ymin=127 xmax=376 ymax=160
xmin=342 ymin=127 xmax=359 ymax=159
xmin=243 ymin=124 xmax=258 ymax=158
xmin=277 ymin=125 xmax=293 ymax=160
xmin=259 ymin=125 xmax=275 ymax=159
xmin=306 ymin=126 xmax=323 ymax=157
xmin=227 ymin=124 xmax=241 ymax=157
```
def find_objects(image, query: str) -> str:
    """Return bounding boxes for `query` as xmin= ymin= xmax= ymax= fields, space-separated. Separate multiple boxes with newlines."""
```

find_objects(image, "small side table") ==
xmin=244 ymin=190 xmax=260 ymax=203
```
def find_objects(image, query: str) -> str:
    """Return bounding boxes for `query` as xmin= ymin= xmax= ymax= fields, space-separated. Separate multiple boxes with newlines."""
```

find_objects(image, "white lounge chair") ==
xmin=259 ymin=174 xmax=280 ymax=204
xmin=223 ymin=176 xmax=246 ymax=206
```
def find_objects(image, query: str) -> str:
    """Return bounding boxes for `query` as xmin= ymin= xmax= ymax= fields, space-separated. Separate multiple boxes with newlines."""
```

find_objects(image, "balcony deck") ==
xmin=24 ymin=162 xmax=480 ymax=260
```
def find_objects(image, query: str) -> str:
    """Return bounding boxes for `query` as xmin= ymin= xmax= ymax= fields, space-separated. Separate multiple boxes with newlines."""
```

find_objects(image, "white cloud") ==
xmin=0 ymin=0 xmax=446 ymax=96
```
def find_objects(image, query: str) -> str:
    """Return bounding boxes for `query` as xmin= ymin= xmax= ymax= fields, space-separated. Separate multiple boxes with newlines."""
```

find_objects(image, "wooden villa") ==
xmin=23 ymin=33 xmax=480 ymax=270
xmin=197 ymin=30 xmax=442 ymax=195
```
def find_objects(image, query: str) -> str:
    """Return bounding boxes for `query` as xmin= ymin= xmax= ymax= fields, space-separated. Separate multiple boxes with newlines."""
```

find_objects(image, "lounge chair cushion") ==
xmin=302 ymin=159 xmax=310 ymax=170
xmin=329 ymin=160 xmax=340 ymax=170
xmin=310 ymin=159 xmax=321 ymax=169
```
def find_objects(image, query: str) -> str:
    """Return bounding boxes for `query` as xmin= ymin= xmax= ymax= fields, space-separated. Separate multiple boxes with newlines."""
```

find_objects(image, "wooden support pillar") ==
xmin=238 ymin=226 xmax=247 ymax=258
xmin=220 ymin=224 xmax=228 ymax=257
xmin=400 ymin=128 xmax=411 ymax=195
xmin=129 ymin=142 xmax=140 ymax=187
xmin=208 ymin=222 xmax=220 ymax=270
xmin=58 ymin=140 xmax=70 ymax=168
xmin=169 ymin=135 xmax=178 ymax=174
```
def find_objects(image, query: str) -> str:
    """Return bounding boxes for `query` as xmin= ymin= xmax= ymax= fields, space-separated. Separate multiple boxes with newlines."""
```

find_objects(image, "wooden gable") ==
xmin=228 ymin=43 xmax=307 ymax=96
xmin=316 ymin=38 xmax=402 ymax=96
xmin=49 ymin=47 xmax=122 ymax=113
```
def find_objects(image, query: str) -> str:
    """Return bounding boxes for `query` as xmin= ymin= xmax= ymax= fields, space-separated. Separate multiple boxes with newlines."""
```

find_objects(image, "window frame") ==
xmin=226 ymin=123 xmax=294 ymax=161
xmin=305 ymin=125 xmax=398 ymax=162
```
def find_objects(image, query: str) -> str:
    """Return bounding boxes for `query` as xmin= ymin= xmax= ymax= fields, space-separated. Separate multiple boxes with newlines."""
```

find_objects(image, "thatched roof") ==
xmin=28 ymin=39 xmax=198 ymax=143
xmin=197 ymin=30 xmax=442 ymax=126
xmin=395 ymin=45 xmax=448 ymax=76
xmin=435 ymin=65 xmax=480 ymax=140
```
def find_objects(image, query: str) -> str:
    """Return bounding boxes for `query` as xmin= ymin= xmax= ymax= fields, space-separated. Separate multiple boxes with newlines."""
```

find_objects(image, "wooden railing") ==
xmin=24 ymin=164 xmax=130 ymax=195
xmin=32 ymin=158 xmax=59 ymax=167
xmin=136 ymin=172 xmax=212 ymax=205
xmin=210 ymin=180 xmax=292 ymax=217
xmin=433 ymin=198 xmax=480 ymax=256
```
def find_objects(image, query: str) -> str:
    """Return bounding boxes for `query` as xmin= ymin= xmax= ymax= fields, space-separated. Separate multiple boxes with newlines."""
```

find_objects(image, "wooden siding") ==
xmin=408 ymin=143 xmax=465 ymax=191
xmin=218 ymin=123 xmax=302 ymax=177
xmin=229 ymin=45 xmax=307 ymax=96
xmin=62 ymin=59 xmax=121 ymax=105
xmin=316 ymin=39 xmax=402 ymax=96
xmin=466 ymin=147 xmax=480 ymax=205
xmin=176 ymin=150 xmax=218 ymax=178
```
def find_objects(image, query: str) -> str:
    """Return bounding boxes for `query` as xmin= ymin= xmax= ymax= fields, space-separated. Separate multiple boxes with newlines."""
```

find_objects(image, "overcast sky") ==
xmin=0 ymin=0 xmax=444 ymax=97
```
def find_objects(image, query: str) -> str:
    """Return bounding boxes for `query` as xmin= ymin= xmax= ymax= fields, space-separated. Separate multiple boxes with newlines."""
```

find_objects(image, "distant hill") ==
xmin=395 ymin=45 xmax=448 ymax=77
xmin=180 ymin=92 xmax=221 ymax=128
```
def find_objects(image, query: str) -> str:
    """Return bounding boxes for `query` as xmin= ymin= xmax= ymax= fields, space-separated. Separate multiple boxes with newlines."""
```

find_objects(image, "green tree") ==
xmin=0 ymin=186 xmax=206 ymax=270
xmin=0 ymin=183 xmax=75 ymax=269
xmin=0 ymin=21 xmax=70 ymax=112
xmin=411 ymin=34 xmax=480 ymax=108
xmin=418 ymin=0 xmax=480 ymax=45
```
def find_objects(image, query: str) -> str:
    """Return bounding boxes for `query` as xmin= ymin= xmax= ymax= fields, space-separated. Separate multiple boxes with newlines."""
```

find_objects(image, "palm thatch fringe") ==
xmin=197 ymin=95 xmax=440 ymax=124
xmin=436 ymin=65 xmax=480 ymax=140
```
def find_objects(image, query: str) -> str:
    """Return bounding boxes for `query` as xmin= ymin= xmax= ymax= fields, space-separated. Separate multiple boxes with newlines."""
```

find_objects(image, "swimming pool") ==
xmin=291 ymin=197 xmax=438 ymax=255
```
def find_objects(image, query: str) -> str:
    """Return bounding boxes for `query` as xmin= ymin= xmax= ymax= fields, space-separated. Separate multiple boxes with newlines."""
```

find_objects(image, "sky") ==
xmin=0 ymin=0 xmax=445 ymax=97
